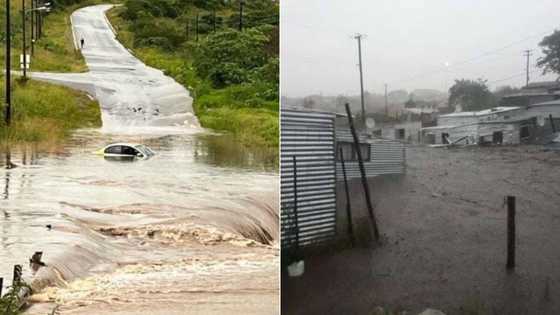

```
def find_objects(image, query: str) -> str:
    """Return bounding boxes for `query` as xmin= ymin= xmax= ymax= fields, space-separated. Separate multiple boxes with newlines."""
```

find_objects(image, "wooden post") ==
xmin=344 ymin=103 xmax=380 ymax=241
xmin=0 ymin=277 xmax=3 ymax=296
xmin=13 ymin=264 xmax=22 ymax=285
xmin=339 ymin=148 xmax=355 ymax=246
xmin=549 ymin=114 xmax=556 ymax=133
xmin=506 ymin=196 xmax=516 ymax=270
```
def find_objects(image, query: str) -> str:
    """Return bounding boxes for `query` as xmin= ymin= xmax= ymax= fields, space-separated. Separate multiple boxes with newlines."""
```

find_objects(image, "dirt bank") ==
xmin=282 ymin=145 xmax=560 ymax=315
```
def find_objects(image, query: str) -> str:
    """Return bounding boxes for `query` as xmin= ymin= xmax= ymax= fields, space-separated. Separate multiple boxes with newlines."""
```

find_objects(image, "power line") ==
xmin=389 ymin=29 xmax=553 ymax=86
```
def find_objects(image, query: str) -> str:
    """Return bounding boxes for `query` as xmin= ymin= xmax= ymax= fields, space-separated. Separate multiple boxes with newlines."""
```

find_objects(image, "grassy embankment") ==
xmin=106 ymin=3 xmax=279 ymax=149
xmin=0 ymin=1 xmax=109 ymax=144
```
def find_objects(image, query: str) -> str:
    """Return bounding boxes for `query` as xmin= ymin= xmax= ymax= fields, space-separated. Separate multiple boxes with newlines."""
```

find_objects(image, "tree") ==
xmin=404 ymin=94 xmax=416 ymax=108
xmin=537 ymin=30 xmax=560 ymax=76
xmin=448 ymin=79 xmax=493 ymax=111
xmin=192 ymin=29 xmax=269 ymax=88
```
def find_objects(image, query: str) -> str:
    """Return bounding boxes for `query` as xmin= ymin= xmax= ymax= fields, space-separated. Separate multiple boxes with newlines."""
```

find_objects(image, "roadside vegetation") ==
xmin=0 ymin=77 xmax=101 ymax=144
xmin=107 ymin=0 xmax=279 ymax=149
xmin=0 ymin=1 xmax=106 ymax=144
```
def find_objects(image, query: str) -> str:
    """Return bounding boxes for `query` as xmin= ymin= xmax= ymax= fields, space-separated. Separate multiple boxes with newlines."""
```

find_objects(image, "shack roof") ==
xmin=439 ymin=107 xmax=519 ymax=118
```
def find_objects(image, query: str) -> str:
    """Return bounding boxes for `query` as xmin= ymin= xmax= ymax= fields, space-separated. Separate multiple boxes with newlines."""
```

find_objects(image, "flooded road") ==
xmin=0 ymin=130 xmax=278 ymax=314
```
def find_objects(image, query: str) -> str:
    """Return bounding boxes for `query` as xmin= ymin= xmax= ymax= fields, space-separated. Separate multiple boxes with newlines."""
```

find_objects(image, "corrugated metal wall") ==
xmin=335 ymin=129 xmax=406 ymax=179
xmin=281 ymin=110 xmax=337 ymax=249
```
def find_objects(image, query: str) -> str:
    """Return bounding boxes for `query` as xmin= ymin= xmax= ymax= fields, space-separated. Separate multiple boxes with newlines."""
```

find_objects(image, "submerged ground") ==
xmin=283 ymin=145 xmax=560 ymax=315
xmin=0 ymin=4 xmax=278 ymax=315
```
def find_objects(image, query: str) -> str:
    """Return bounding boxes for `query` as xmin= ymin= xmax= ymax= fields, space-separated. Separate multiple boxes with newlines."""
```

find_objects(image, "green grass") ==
xmin=107 ymin=6 xmax=279 ymax=150
xmin=0 ymin=77 xmax=101 ymax=144
xmin=0 ymin=0 xmax=121 ymax=73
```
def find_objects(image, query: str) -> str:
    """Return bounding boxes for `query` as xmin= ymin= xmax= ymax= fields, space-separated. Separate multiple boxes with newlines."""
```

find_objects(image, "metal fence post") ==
xmin=292 ymin=155 xmax=299 ymax=250
xmin=340 ymin=148 xmax=355 ymax=246
xmin=506 ymin=196 xmax=516 ymax=270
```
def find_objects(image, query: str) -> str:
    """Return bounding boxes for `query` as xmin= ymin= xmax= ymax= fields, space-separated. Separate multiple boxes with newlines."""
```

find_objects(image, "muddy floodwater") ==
xmin=283 ymin=145 xmax=560 ymax=315
xmin=0 ymin=129 xmax=278 ymax=314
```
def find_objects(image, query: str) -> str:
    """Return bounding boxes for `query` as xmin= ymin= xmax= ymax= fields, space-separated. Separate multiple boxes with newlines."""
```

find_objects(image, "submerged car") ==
xmin=96 ymin=143 xmax=155 ymax=160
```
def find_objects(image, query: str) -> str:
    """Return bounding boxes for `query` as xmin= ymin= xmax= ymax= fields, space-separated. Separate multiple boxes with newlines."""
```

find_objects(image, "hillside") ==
xmin=107 ymin=0 xmax=279 ymax=149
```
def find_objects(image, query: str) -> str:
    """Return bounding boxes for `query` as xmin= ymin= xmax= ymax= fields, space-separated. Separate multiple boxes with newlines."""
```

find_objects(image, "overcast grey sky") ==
xmin=281 ymin=0 xmax=560 ymax=97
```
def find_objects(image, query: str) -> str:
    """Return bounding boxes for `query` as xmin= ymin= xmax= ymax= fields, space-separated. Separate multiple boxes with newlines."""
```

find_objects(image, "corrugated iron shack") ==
xmin=421 ymin=100 xmax=560 ymax=145
xmin=281 ymin=109 xmax=406 ymax=252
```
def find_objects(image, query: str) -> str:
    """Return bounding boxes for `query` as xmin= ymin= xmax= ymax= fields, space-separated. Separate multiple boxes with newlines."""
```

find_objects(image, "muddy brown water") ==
xmin=0 ymin=129 xmax=278 ymax=314
xmin=283 ymin=145 xmax=560 ymax=315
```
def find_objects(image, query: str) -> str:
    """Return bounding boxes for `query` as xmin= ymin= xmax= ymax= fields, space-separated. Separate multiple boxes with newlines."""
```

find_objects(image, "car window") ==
xmin=105 ymin=146 xmax=122 ymax=154
xmin=122 ymin=146 xmax=139 ymax=156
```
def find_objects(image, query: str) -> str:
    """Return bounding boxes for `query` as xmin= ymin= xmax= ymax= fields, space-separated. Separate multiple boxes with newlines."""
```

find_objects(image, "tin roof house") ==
xmin=421 ymin=100 xmax=560 ymax=145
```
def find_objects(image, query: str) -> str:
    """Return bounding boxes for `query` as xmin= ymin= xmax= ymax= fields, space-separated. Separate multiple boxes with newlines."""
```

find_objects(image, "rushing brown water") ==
xmin=0 ymin=128 xmax=278 ymax=314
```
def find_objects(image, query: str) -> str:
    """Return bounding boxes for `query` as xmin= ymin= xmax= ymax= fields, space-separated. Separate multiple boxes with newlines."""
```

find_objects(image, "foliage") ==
xmin=0 ymin=280 xmax=31 ymax=315
xmin=537 ymin=30 xmax=560 ymax=76
xmin=191 ymin=29 xmax=269 ymax=87
xmin=0 ymin=78 xmax=101 ymax=143
xmin=110 ymin=1 xmax=279 ymax=150
xmin=448 ymin=79 xmax=494 ymax=111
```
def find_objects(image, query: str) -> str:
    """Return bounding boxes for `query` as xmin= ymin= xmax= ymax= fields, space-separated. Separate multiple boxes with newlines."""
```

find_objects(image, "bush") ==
xmin=192 ymin=29 xmax=269 ymax=88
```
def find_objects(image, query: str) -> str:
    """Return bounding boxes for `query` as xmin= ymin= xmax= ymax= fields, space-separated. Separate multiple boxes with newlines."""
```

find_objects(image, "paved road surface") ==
xmin=31 ymin=5 xmax=200 ymax=132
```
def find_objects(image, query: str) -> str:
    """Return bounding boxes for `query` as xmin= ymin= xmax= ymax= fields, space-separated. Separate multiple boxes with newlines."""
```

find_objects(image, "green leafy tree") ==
xmin=537 ymin=30 xmax=560 ymax=75
xmin=448 ymin=79 xmax=494 ymax=111
xmin=192 ymin=29 xmax=269 ymax=88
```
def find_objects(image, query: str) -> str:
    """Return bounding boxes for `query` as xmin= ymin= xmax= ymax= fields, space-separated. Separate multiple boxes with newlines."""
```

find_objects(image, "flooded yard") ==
xmin=282 ymin=145 xmax=560 ymax=315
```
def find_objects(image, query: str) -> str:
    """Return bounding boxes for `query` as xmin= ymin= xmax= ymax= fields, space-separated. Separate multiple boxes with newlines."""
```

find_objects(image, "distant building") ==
xmin=421 ymin=100 xmax=560 ymax=145
xmin=502 ymin=80 xmax=560 ymax=106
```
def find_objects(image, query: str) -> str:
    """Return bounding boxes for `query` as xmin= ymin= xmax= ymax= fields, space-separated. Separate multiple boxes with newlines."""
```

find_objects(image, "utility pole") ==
xmin=5 ymin=0 xmax=12 ymax=126
xmin=354 ymin=33 xmax=366 ymax=127
xmin=384 ymin=83 xmax=388 ymax=117
xmin=195 ymin=13 xmax=199 ymax=41
xmin=524 ymin=49 xmax=533 ymax=87
xmin=239 ymin=0 xmax=244 ymax=31
xmin=213 ymin=10 xmax=216 ymax=33
xmin=31 ymin=0 xmax=35 ymax=56
xmin=22 ymin=0 xmax=27 ymax=78
xmin=186 ymin=19 xmax=189 ymax=41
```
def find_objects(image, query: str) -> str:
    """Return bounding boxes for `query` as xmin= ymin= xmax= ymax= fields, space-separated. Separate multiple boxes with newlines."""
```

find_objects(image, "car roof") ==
xmin=104 ymin=143 xmax=142 ymax=148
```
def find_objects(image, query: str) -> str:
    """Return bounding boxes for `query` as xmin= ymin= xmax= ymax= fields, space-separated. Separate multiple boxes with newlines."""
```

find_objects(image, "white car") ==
xmin=96 ymin=143 xmax=155 ymax=159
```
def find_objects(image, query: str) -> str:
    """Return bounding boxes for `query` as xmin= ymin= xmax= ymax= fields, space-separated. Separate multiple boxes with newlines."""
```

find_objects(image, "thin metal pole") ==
xmin=5 ymin=0 xmax=12 ymax=126
xmin=339 ymin=148 xmax=355 ymax=246
xmin=213 ymin=10 xmax=216 ymax=33
xmin=239 ymin=1 xmax=244 ymax=31
xmin=506 ymin=196 xmax=516 ymax=270
xmin=345 ymin=103 xmax=380 ymax=241
xmin=292 ymin=155 xmax=299 ymax=249
xmin=22 ymin=0 xmax=27 ymax=78
xmin=31 ymin=0 xmax=35 ymax=56
xmin=195 ymin=13 xmax=199 ymax=42
xmin=186 ymin=19 xmax=189 ymax=41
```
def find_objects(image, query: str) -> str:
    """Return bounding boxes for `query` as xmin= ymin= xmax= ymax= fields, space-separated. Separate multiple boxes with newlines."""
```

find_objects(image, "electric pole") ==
xmin=22 ymin=0 xmax=27 ymax=79
xmin=239 ymin=0 xmax=244 ymax=31
xmin=384 ymin=83 xmax=388 ymax=117
xmin=354 ymin=33 xmax=366 ymax=127
xmin=195 ymin=13 xmax=199 ymax=41
xmin=31 ymin=0 xmax=35 ymax=56
xmin=5 ymin=0 xmax=12 ymax=126
xmin=524 ymin=50 xmax=533 ymax=87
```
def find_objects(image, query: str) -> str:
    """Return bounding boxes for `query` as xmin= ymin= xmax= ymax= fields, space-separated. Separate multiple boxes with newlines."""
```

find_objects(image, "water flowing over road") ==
xmin=31 ymin=4 xmax=200 ymax=132
xmin=0 ymin=4 xmax=278 ymax=314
